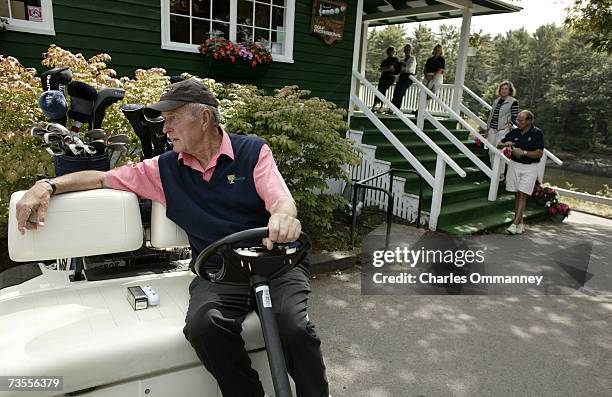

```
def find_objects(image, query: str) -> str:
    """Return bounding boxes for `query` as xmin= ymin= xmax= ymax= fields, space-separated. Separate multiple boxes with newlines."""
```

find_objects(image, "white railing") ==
xmin=410 ymin=75 xmax=511 ymax=201
xmin=358 ymin=81 xmax=454 ymax=116
xmin=555 ymin=188 xmax=612 ymax=206
xmin=351 ymin=70 xmax=466 ymax=231
xmin=465 ymin=89 xmax=564 ymax=182
xmin=346 ymin=131 xmax=425 ymax=223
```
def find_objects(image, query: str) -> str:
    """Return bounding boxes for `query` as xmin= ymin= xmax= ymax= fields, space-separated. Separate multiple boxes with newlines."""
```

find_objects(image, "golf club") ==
xmin=67 ymin=81 xmax=97 ymax=132
xmin=38 ymin=90 xmax=68 ymax=126
xmin=30 ymin=126 xmax=48 ymax=139
xmin=88 ymin=139 xmax=107 ymax=156
xmin=84 ymin=129 xmax=107 ymax=142
xmin=146 ymin=115 xmax=167 ymax=156
xmin=91 ymin=87 xmax=125 ymax=129
xmin=40 ymin=67 xmax=72 ymax=93
xmin=106 ymin=134 xmax=130 ymax=145
xmin=120 ymin=104 xmax=153 ymax=159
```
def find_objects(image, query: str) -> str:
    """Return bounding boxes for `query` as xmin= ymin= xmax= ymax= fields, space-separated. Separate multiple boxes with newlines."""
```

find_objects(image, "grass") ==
xmin=559 ymin=196 xmax=612 ymax=218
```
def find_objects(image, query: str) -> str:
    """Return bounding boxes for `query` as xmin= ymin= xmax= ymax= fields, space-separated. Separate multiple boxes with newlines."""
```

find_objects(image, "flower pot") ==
xmin=202 ymin=56 xmax=269 ymax=81
xmin=551 ymin=213 xmax=567 ymax=223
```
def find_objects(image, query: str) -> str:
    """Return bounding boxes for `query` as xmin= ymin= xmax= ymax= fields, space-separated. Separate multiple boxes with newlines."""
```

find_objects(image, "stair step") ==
xmin=436 ymin=195 xmax=521 ymax=227
xmin=379 ymin=153 xmax=489 ymax=170
xmin=438 ymin=205 xmax=548 ymax=235
xmin=373 ymin=140 xmax=476 ymax=156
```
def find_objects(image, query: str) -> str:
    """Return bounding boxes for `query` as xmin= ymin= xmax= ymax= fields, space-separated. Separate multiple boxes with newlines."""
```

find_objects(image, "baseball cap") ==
xmin=144 ymin=79 xmax=219 ymax=118
xmin=38 ymin=90 xmax=67 ymax=120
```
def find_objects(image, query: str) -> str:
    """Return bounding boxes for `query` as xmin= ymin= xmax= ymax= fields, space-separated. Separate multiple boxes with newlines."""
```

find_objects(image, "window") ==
xmin=0 ymin=0 xmax=54 ymax=35
xmin=161 ymin=0 xmax=295 ymax=63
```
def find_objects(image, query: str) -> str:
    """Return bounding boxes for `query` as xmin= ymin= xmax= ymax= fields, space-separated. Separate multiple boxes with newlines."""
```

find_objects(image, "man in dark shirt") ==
xmin=423 ymin=44 xmax=445 ymax=95
xmin=372 ymin=46 xmax=399 ymax=111
xmin=499 ymin=110 xmax=544 ymax=235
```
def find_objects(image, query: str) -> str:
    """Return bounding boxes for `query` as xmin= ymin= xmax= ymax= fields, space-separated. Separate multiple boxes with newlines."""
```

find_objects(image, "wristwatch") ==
xmin=42 ymin=178 xmax=57 ymax=195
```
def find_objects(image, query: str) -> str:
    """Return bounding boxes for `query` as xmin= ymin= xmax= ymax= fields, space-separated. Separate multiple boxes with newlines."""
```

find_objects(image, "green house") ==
xmin=1 ymin=0 xmax=562 ymax=234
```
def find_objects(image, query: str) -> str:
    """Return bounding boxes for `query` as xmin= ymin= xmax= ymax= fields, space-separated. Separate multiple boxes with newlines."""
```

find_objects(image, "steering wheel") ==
xmin=193 ymin=227 xmax=311 ymax=284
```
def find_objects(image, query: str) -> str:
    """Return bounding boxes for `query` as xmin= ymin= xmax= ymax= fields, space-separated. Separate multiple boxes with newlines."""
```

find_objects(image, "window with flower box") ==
xmin=0 ymin=0 xmax=54 ymax=35
xmin=161 ymin=0 xmax=295 ymax=63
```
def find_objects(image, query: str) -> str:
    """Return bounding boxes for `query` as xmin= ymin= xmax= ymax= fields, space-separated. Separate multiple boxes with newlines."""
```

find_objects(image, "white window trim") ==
xmin=160 ymin=0 xmax=294 ymax=64
xmin=3 ymin=0 xmax=55 ymax=36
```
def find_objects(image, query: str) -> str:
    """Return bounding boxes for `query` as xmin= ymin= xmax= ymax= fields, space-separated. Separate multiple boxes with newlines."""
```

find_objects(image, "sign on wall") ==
xmin=310 ymin=0 xmax=348 ymax=45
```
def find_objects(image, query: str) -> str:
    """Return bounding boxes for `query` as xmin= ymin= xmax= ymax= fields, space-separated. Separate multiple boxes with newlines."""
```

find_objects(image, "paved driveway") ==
xmin=309 ymin=212 xmax=612 ymax=397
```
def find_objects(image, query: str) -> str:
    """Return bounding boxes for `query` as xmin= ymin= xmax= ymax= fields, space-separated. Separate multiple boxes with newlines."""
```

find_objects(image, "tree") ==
xmin=409 ymin=24 xmax=436 ymax=77
xmin=565 ymin=0 xmax=612 ymax=54
xmin=365 ymin=25 xmax=407 ymax=81
xmin=545 ymin=30 xmax=612 ymax=149
xmin=435 ymin=24 xmax=460 ymax=82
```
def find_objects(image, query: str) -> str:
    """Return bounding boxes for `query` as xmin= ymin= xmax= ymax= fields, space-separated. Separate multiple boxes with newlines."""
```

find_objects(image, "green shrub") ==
xmin=0 ymin=46 xmax=359 ymax=247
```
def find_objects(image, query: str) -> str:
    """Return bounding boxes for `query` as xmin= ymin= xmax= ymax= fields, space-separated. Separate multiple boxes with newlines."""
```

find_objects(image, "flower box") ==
xmin=201 ymin=56 xmax=269 ymax=81
xmin=199 ymin=38 xmax=272 ymax=81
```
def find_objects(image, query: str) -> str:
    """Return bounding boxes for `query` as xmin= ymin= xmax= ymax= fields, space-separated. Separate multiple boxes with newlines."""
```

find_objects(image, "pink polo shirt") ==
xmin=105 ymin=129 xmax=292 ymax=211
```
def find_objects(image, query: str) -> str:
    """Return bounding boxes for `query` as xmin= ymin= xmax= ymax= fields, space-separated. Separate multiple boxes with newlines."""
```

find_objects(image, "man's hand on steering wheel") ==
xmin=264 ymin=213 xmax=301 ymax=250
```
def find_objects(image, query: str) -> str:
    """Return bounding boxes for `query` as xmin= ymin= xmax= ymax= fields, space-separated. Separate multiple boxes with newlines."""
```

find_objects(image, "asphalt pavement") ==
xmin=308 ymin=212 xmax=612 ymax=397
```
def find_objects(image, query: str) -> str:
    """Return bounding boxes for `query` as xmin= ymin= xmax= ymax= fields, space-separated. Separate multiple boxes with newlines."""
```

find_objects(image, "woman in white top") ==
xmin=486 ymin=80 xmax=519 ymax=179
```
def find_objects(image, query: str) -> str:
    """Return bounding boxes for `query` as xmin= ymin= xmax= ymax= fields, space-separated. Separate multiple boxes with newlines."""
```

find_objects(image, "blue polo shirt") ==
xmin=501 ymin=126 xmax=544 ymax=164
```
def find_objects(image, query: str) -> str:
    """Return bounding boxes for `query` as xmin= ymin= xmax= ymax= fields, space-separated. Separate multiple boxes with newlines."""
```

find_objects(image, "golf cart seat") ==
xmin=1 ymin=189 xmax=272 ymax=397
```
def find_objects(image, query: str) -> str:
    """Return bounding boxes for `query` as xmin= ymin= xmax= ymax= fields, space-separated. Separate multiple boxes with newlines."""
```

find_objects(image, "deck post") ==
xmin=349 ymin=0 xmax=364 ymax=125
xmin=451 ymin=7 xmax=472 ymax=114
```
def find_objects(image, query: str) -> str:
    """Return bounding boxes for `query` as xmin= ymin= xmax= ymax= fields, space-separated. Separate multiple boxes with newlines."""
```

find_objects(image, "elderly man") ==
xmin=15 ymin=79 xmax=330 ymax=397
xmin=499 ymin=110 xmax=544 ymax=235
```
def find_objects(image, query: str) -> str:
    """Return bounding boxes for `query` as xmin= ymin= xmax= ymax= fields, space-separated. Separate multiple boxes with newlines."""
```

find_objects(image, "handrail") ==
xmin=354 ymin=70 xmax=466 ymax=179
xmin=424 ymin=113 xmax=493 ymax=179
xmin=462 ymin=85 xmax=564 ymax=167
xmin=544 ymin=149 xmax=563 ymax=165
xmin=409 ymin=75 xmax=510 ymax=165
xmin=351 ymin=94 xmax=435 ymax=187
xmin=463 ymin=85 xmax=491 ymax=110
xmin=459 ymin=103 xmax=487 ymax=130
xmin=349 ymin=168 xmax=423 ymax=249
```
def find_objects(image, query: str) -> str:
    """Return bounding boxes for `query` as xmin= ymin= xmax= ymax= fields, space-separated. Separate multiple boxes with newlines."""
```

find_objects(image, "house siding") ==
xmin=0 ymin=0 xmax=356 ymax=108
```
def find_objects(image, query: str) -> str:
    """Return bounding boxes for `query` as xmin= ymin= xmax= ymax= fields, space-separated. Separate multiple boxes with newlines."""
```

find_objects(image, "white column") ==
xmin=349 ymin=0 xmax=364 ymax=121
xmin=451 ymin=8 xmax=472 ymax=114
xmin=359 ymin=21 xmax=369 ymax=76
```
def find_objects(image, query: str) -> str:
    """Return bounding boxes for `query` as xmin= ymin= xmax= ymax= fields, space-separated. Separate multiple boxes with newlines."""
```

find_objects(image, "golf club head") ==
xmin=45 ymin=123 xmax=71 ymax=136
xmin=91 ymin=87 xmax=125 ymax=129
xmin=38 ymin=90 xmax=68 ymax=125
xmin=121 ymin=104 xmax=153 ymax=159
xmin=106 ymin=134 xmax=130 ymax=145
xmin=89 ymin=140 xmax=107 ymax=156
xmin=30 ymin=126 xmax=48 ymax=139
xmin=107 ymin=142 xmax=128 ymax=168
xmin=43 ymin=132 xmax=64 ymax=145
xmin=67 ymin=81 xmax=98 ymax=124
xmin=85 ymin=129 xmax=107 ymax=142
xmin=46 ymin=146 xmax=65 ymax=157
xmin=40 ymin=67 xmax=72 ymax=93
xmin=146 ymin=117 xmax=167 ymax=156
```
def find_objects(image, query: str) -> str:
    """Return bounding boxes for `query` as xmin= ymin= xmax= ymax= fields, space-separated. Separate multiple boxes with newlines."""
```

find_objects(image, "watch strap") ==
xmin=42 ymin=179 xmax=56 ymax=195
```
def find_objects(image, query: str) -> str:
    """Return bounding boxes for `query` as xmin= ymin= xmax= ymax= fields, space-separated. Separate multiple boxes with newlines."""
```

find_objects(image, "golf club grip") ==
xmin=253 ymin=283 xmax=293 ymax=397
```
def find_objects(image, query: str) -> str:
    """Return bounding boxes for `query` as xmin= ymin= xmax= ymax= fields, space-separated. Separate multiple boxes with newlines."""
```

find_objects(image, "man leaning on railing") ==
xmin=498 ymin=110 xmax=544 ymax=235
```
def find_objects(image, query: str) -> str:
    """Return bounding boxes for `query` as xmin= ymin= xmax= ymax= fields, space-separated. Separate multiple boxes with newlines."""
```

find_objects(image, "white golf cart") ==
xmin=0 ymin=189 xmax=294 ymax=397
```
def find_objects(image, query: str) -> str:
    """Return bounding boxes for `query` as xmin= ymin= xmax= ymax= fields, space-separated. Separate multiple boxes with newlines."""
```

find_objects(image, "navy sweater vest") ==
xmin=158 ymin=133 xmax=270 ymax=269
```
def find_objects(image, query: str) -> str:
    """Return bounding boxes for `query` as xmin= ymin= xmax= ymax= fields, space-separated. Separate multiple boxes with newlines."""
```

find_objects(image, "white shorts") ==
xmin=506 ymin=161 xmax=539 ymax=195
xmin=423 ymin=73 xmax=443 ymax=94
